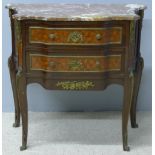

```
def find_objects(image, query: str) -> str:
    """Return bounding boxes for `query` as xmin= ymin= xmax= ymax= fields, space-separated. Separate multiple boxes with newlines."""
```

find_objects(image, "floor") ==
xmin=3 ymin=112 xmax=152 ymax=155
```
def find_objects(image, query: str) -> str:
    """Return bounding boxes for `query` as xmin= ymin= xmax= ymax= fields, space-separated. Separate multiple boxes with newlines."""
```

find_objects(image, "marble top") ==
xmin=6 ymin=4 xmax=147 ymax=21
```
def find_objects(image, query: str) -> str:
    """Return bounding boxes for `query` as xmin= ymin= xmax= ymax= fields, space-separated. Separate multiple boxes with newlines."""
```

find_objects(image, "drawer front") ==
xmin=29 ymin=27 xmax=122 ymax=45
xmin=30 ymin=54 xmax=121 ymax=72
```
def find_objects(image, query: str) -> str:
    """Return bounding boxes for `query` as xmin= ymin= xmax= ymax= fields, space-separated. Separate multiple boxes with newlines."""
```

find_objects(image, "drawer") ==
xmin=29 ymin=54 xmax=122 ymax=72
xmin=29 ymin=27 xmax=122 ymax=46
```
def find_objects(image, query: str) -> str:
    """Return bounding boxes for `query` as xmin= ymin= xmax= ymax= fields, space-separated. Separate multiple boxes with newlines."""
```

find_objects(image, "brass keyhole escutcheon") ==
xmin=67 ymin=31 xmax=83 ymax=43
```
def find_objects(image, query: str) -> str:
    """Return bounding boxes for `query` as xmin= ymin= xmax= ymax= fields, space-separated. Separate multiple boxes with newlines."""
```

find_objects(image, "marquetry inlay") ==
xmin=29 ymin=27 xmax=122 ymax=45
xmin=30 ymin=54 xmax=121 ymax=72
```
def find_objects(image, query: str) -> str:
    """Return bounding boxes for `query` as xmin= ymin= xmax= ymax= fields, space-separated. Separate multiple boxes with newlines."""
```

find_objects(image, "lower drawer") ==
xmin=29 ymin=54 xmax=122 ymax=72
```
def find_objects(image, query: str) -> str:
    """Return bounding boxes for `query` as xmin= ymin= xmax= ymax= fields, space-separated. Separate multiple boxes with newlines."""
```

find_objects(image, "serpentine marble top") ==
xmin=6 ymin=3 xmax=146 ymax=21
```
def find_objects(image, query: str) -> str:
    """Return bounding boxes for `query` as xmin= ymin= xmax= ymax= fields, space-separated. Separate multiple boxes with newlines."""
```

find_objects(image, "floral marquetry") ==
xmin=29 ymin=27 xmax=122 ymax=45
xmin=30 ymin=54 xmax=121 ymax=72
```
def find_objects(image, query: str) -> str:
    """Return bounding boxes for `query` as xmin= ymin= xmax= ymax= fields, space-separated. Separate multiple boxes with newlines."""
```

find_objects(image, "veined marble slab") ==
xmin=6 ymin=4 xmax=147 ymax=21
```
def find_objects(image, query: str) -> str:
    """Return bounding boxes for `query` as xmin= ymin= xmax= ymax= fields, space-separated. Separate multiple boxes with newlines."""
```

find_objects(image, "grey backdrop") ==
xmin=2 ymin=0 xmax=152 ymax=112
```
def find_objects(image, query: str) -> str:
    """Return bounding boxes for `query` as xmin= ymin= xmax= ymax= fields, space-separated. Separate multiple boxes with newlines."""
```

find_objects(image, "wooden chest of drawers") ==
xmin=6 ymin=3 xmax=146 ymax=151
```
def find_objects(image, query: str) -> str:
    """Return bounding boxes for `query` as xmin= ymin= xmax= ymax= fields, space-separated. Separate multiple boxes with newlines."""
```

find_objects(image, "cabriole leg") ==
xmin=122 ymin=72 xmax=134 ymax=151
xmin=130 ymin=57 xmax=144 ymax=128
xmin=16 ymin=68 xmax=28 ymax=151
xmin=8 ymin=56 xmax=20 ymax=127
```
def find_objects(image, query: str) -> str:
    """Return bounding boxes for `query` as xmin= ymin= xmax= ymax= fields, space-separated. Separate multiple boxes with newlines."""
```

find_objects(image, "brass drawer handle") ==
xmin=96 ymin=34 xmax=102 ymax=40
xmin=49 ymin=33 xmax=56 ymax=39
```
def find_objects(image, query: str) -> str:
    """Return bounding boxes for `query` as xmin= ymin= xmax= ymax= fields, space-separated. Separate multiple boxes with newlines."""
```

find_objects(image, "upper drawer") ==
xmin=29 ymin=27 xmax=122 ymax=46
